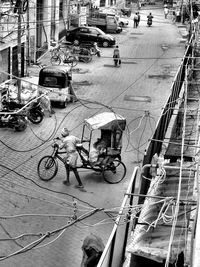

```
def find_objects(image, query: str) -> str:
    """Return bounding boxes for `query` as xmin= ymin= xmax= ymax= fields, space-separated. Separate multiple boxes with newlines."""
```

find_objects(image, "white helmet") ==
xmin=61 ymin=128 xmax=69 ymax=137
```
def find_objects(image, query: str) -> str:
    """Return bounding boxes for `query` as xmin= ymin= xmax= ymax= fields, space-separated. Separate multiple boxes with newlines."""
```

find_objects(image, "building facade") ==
xmin=0 ymin=0 xmax=124 ymax=83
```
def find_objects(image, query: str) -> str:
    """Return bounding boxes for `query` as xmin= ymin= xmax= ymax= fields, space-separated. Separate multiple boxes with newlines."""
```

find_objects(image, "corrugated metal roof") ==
xmin=127 ymin=162 xmax=195 ymax=264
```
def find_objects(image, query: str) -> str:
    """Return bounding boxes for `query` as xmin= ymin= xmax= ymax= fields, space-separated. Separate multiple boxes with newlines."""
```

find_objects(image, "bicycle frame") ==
xmin=52 ymin=143 xmax=103 ymax=172
xmin=51 ymin=46 xmax=79 ymax=66
xmin=49 ymin=145 xmax=66 ymax=167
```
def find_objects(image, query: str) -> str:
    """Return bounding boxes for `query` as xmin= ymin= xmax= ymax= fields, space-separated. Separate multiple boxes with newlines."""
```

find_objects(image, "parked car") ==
xmin=65 ymin=26 xmax=116 ymax=47
xmin=87 ymin=12 xmax=122 ymax=33
xmin=140 ymin=0 xmax=148 ymax=6
xmin=98 ymin=8 xmax=128 ymax=29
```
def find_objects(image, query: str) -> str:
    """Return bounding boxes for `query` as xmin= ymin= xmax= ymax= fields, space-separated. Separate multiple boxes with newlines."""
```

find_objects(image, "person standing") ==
xmin=59 ymin=128 xmax=85 ymax=190
xmin=133 ymin=12 xmax=138 ymax=28
xmin=38 ymin=90 xmax=55 ymax=117
xmin=137 ymin=12 xmax=141 ymax=26
xmin=69 ymin=82 xmax=78 ymax=102
xmin=113 ymin=45 xmax=121 ymax=67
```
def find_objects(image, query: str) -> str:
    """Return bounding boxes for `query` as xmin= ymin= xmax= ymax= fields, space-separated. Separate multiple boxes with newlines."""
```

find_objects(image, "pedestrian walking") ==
xmin=80 ymin=233 xmax=104 ymax=267
xmin=133 ymin=12 xmax=138 ymax=28
xmin=164 ymin=6 xmax=169 ymax=18
xmin=137 ymin=12 xmax=141 ymax=26
xmin=113 ymin=45 xmax=121 ymax=67
xmin=59 ymin=127 xmax=85 ymax=190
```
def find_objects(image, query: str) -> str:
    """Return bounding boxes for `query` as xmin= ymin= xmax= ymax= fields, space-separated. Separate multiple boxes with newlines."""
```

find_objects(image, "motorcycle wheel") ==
xmin=79 ymin=49 xmax=92 ymax=63
xmin=15 ymin=116 xmax=28 ymax=131
xmin=51 ymin=56 xmax=61 ymax=65
xmin=28 ymin=110 xmax=43 ymax=124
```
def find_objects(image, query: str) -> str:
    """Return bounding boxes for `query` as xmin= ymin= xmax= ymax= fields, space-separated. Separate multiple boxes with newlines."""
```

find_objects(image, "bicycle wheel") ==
xmin=51 ymin=56 xmax=61 ymax=65
xmin=102 ymin=159 xmax=126 ymax=184
xmin=37 ymin=156 xmax=58 ymax=181
xmin=65 ymin=56 xmax=78 ymax=67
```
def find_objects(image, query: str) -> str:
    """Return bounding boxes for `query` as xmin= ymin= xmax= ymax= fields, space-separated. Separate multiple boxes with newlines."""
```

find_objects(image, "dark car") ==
xmin=65 ymin=26 xmax=116 ymax=47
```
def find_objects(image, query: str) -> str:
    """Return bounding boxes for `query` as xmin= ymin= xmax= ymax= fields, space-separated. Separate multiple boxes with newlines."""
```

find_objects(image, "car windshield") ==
xmin=41 ymin=76 xmax=66 ymax=88
xmin=95 ymin=28 xmax=106 ymax=35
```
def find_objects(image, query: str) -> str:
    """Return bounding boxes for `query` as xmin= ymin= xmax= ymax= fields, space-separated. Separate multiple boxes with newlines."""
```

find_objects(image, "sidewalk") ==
xmin=26 ymin=50 xmax=51 ymax=77
xmin=177 ymin=22 xmax=190 ymax=42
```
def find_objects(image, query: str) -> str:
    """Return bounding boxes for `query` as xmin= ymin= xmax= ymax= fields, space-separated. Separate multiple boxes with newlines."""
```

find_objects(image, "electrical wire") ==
xmin=0 ymin=163 xmax=97 ymax=210
xmin=0 ymin=183 xmax=89 ymax=210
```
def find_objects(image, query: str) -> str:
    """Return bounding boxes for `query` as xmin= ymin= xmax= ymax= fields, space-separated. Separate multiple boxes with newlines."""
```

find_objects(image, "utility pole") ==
xmin=77 ymin=1 xmax=81 ymax=27
xmin=67 ymin=0 xmax=71 ymax=30
xmin=17 ymin=0 xmax=22 ymax=102
xmin=26 ymin=0 xmax=30 ymax=74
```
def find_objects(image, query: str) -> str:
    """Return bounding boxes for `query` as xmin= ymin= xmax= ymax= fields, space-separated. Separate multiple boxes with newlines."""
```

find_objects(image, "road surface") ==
xmin=0 ymin=4 xmax=186 ymax=267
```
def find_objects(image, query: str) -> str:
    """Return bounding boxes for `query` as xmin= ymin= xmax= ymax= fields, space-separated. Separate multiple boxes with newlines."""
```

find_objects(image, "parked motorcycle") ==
xmin=79 ymin=42 xmax=101 ymax=57
xmin=0 ymin=109 xmax=27 ymax=131
xmin=71 ymin=45 xmax=92 ymax=63
xmin=2 ymin=98 xmax=44 ymax=124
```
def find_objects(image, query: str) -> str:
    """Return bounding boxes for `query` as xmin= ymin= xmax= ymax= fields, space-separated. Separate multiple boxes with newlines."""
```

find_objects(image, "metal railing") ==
xmin=97 ymin=166 xmax=139 ymax=267
xmin=139 ymin=35 xmax=193 ymax=202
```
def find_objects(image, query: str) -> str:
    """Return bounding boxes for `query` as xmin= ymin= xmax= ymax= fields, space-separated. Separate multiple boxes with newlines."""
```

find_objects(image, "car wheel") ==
xmin=116 ymin=28 xmax=122 ymax=33
xmin=60 ymin=100 xmax=67 ymax=108
xmin=74 ymin=39 xmax=79 ymax=46
xmin=102 ymin=41 xmax=109 ymax=48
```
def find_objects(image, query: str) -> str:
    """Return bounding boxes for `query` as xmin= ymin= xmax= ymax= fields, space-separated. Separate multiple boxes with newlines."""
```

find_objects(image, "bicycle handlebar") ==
xmin=52 ymin=143 xmax=59 ymax=148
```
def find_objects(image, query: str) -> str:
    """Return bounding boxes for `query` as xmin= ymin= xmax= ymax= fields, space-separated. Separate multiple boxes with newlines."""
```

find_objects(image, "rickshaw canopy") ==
xmin=84 ymin=112 xmax=126 ymax=131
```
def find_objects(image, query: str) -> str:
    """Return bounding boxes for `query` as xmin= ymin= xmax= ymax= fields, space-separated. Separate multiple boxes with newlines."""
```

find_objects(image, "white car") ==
xmin=117 ymin=17 xmax=129 ymax=27
xmin=99 ymin=9 xmax=129 ymax=27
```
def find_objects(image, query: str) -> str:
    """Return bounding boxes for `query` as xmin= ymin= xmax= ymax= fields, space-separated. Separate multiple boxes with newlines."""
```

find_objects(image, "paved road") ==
xmin=0 ymin=3 xmax=186 ymax=267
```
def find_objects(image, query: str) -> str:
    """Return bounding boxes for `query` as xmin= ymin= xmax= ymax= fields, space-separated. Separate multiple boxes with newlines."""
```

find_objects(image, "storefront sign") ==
xmin=80 ymin=6 xmax=87 ymax=25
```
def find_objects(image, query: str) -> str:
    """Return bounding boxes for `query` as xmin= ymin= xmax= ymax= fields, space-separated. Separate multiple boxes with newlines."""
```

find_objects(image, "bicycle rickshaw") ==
xmin=37 ymin=112 xmax=127 ymax=184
